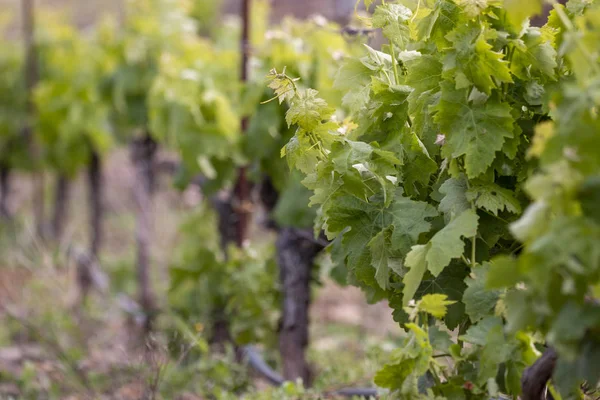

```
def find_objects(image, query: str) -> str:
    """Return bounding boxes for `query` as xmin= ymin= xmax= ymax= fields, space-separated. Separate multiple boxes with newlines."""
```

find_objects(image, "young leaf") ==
xmin=372 ymin=3 xmax=412 ymax=48
xmin=418 ymin=294 xmax=456 ymax=318
xmin=503 ymin=0 xmax=543 ymax=27
xmin=286 ymin=89 xmax=334 ymax=131
xmin=444 ymin=24 xmax=513 ymax=95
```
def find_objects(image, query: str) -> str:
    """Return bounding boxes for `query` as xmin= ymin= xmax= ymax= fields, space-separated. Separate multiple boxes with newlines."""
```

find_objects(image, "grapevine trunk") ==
xmin=0 ymin=165 xmax=10 ymax=219
xmin=52 ymin=174 xmax=70 ymax=242
xmin=88 ymin=150 xmax=103 ymax=257
xmin=131 ymin=133 xmax=158 ymax=333
xmin=277 ymin=227 xmax=322 ymax=385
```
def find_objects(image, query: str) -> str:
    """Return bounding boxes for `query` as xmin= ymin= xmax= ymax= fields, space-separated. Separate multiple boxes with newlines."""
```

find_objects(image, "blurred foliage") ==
xmin=165 ymin=0 xmax=369 ymax=353
xmin=0 ymin=13 xmax=28 ymax=170
xmin=0 ymin=41 xmax=28 ymax=169
xmin=34 ymin=14 xmax=113 ymax=176
xmin=168 ymin=202 xmax=280 ymax=347
xmin=0 ymin=0 xmax=397 ymax=398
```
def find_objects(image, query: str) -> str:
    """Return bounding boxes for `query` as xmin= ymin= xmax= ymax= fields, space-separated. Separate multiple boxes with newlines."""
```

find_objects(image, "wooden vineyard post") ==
xmin=233 ymin=0 xmax=252 ymax=248
xmin=22 ymin=0 xmax=46 ymax=238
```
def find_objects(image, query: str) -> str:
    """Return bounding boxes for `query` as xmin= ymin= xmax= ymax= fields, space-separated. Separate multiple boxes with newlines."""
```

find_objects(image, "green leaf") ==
xmin=577 ymin=175 xmax=600 ymax=225
xmin=416 ymin=0 xmax=461 ymax=48
xmin=548 ymin=302 xmax=600 ymax=356
xmin=374 ymin=323 xmax=432 ymax=391
xmin=283 ymin=133 xmax=320 ymax=174
xmin=405 ymin=55 xmax=443 ymax=152
xmin=327 ymin=190 xmax=437 ymax=293
xmin=390 ymin=194 xmax=438 ymax=254
xmin=286 ymin=89 xmax=334 ymax=131
xmin=401 ymin=132 xmax=438 ymax=196
xmin=403 ymin=210 xmax=478 ymax=304
xmin=369 ymin=227 xmax=393 ymax=290
xmin=503 ymin=0 xmax=543 ymax=27
xmin=455 ymin=0 xmax=500 ymax=18
xmin=273 ymin=176 xmax=317 ymax=229
xmin=429 ymin=325 xmax=453 ymax=353
xmin=486 ymin=255 xmax=520 ymax=289
xmin=460 ymin=316 xmax=503 ymax=346
xmin=434 ymin=82 xmax=514 ymax=177
xmin=511 ymin=29 xmax=558 ymax=80
xmin=463 ymin=264 xmax=500 ymax=322
xmin=334 ymin=57 xmax=372 ymax=113
xmin=372 ymin=3 xmax=412 ymax=48
xmin=478 ymin=324 xmax=514 ymax=384
xmin=425 ymin=209 xmax=479 ymax=276
xmin=406 ymin=55 xmax=443 ymax=96
xmin=466 ymin=182 xmax=522 ymax=215
xmin=403 ymin=245 xmax=429 ymax=306
xmin=444 ymin=25 xmax=513 ymax=95
xmin=267 ymin=73 xmax=298 ymax=104
xmin=439 ymin=176 xmax=470 ymax=217
xmin=503 ymin=290 xmax=535 ymax=333
xmin=417 ymin=266 xmax=469 ymax=330
xmin=418 ymin=294 xmax=456 ymax=318
xmin=510 ymin=201 xmax=550 ymax=242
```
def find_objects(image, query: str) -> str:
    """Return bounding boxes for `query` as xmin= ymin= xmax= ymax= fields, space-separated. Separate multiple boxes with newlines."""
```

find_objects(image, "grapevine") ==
xmin=272 ymin=0 xmax=600 ymax=398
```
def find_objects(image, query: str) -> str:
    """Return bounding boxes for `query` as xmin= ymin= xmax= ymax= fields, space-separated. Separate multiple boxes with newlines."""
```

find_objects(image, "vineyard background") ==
xmin=0 ymin=0 xmax=358 ymax=30
xmin=0 ymin=0 xmax=597 ymax=399
xmin=0 ymin=0 xmax=401 ymax=398
xmin=0 ymin=149 xmax=399 ymax=398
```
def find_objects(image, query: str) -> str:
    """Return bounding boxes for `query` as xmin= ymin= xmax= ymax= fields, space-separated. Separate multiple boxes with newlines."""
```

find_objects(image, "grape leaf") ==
xmin=423 ymin=209 xmax=479 ymax=276
xmin=463 ymin=264 xmax=500 ymax=322
xmin=444 ymin=24 xmax=513 ymax=95
xmin=466 ymin=182 xmax=522 ymax=215
xmin=416 ymin=0 xmax=461 ymax=48
xmin=486 ymin=255 xmax=520 ymax=289
xmin=429 ymin=325 xmax=453 ymax=353
xmin=439 ymin=176 xmax=470 ymax=217
xmin=334 ymin=57 xmax=373 ymax=113
xmin=369 ymin=227 xmax=393 ymax=290
xmin=403 ymin=245 xmax=429 ymax=306
xmin=434 ymin=82 xmax=514 ymax=178
xmin=511 ymin=28 xmax=558 ymax=80
xmin=282 ymin=133 xmax=320 ymax=174
xmin=403 ymin=210 xmax=478 ymax=305
xmin=455 ymin=0 xmax=501 ymax=18
xmin=401 ymin=132 xmax=438 ymax=196
xmin=372 ymin=3 xmax=412 ymax=49
xmin=416 ymin=266 xmax=469 ymax=330
xmin=460 ymin=316 xmax=503 ymax=346
xmin=327 ymin=189 xmax=438 ymax=291
xmin=418 ymin=294 xmax=455 ymax=318
xmin=390 ymin=193 xmax=438 ymax=254
xmin=374 ymin=323 xmax=432 ymax=392
xmin=286 ymin=89 xmax=334 ymax=131
xmin=504 ymin=0 xmax=543 ymax=27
